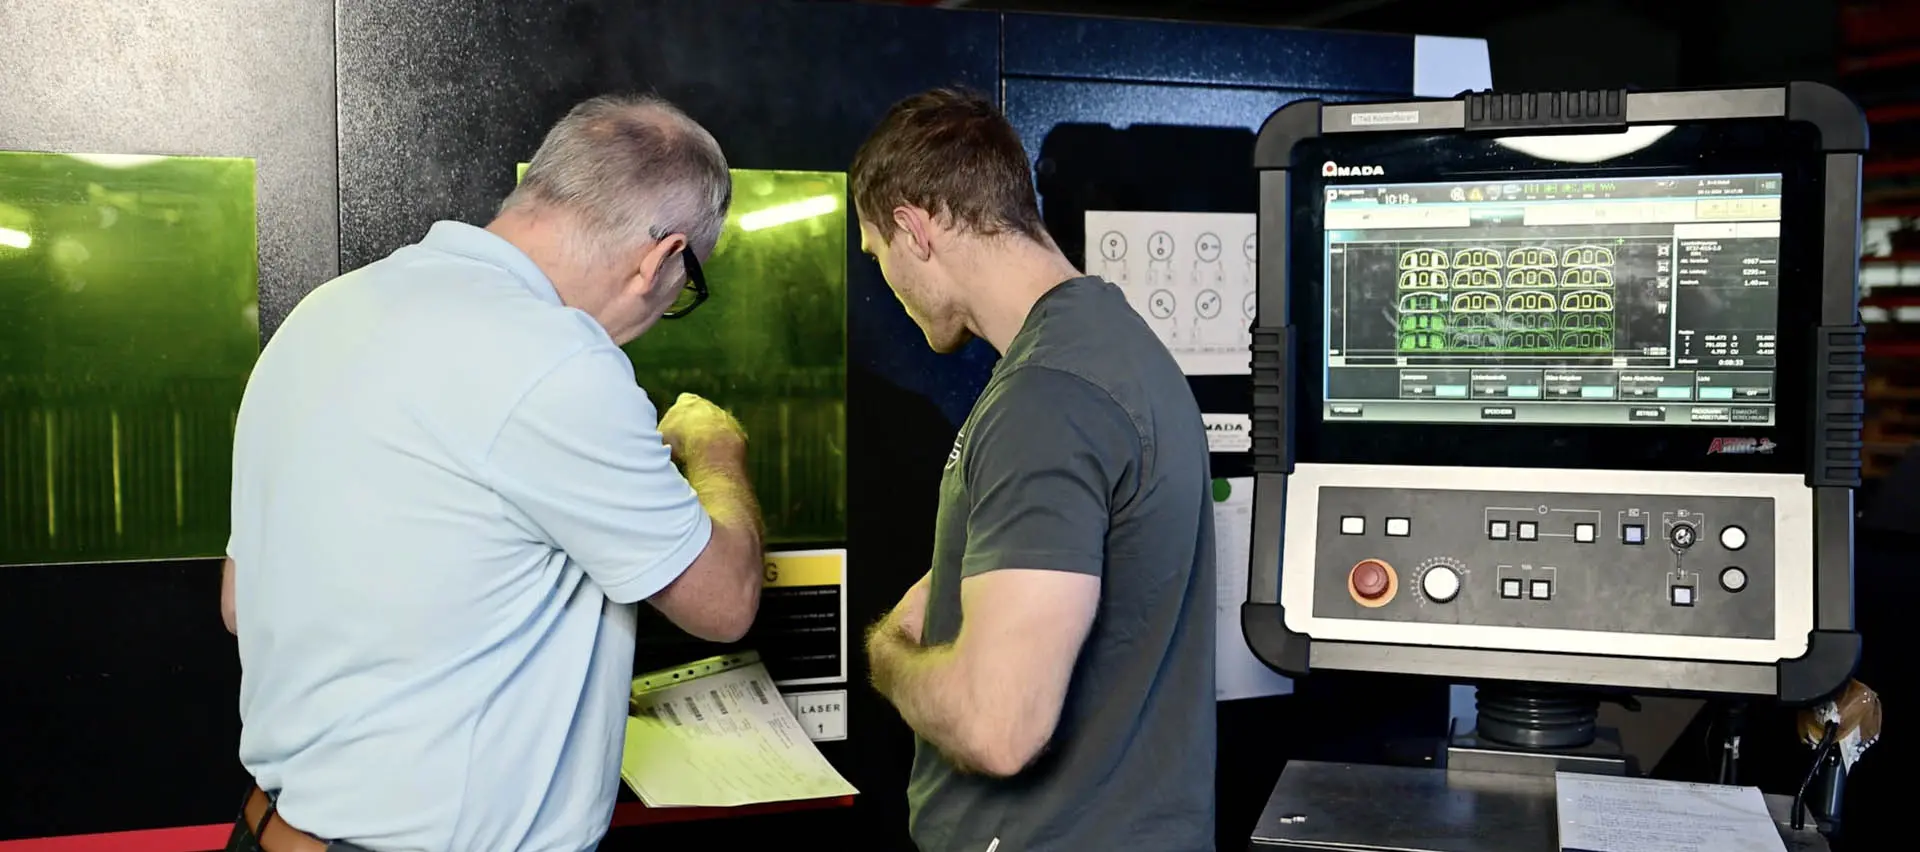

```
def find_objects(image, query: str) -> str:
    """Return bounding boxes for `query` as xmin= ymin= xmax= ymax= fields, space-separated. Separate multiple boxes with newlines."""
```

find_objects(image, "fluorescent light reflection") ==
xmin=0 ymin=226 xmax=30 ymax=250
xmin=739 ymin=194 xmax=839 ymax=232
xmin=1493 ymin=125 xmax=1676 ymax=164
xmin=67 ymin=154 xmax=169 ymax=169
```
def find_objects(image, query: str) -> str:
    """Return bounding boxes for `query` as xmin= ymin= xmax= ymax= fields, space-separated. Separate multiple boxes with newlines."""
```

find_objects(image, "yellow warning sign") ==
xmin=764 ymin=549 xmax=846 ymax=589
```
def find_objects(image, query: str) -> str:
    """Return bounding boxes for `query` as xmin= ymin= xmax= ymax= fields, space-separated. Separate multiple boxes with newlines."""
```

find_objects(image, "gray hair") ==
xmin=502 ymin=93 xmax=732 ymax=270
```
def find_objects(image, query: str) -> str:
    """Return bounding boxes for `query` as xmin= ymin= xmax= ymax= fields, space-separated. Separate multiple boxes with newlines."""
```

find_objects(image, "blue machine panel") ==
xmin=1002 ymin=13 xmax=1414 ymax=93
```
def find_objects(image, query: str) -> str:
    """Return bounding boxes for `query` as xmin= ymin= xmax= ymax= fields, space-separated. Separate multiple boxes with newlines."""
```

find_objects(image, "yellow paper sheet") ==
xmin=621 ymin=659 xmax=857 ymax=808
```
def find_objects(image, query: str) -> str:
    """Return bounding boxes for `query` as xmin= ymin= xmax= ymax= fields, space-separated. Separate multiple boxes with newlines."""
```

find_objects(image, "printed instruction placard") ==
xmin=1203 ymin=413 xmax=1252 ymax=454
xmin=1085 ymin=211 xmax=1257 ymax=376
xmin=783 ymin=689 xmax=850 ymax=743
xmin=744 ymin=549 xmax=849 ymax=687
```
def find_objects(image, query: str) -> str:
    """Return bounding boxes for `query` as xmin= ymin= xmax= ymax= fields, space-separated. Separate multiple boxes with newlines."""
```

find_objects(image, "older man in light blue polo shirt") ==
xmin=219 ymin=94 xmax=767 ymax=852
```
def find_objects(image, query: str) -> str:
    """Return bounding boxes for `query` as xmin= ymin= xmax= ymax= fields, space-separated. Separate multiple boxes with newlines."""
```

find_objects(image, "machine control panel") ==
xmin=1314 ymin=485 xmax=1776 ymax=640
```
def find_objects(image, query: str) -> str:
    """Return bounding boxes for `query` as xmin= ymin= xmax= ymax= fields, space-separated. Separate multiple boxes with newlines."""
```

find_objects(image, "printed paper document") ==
xmin=1555 ymin=772 xmax=1785 ymax=852
xmin=622 ymin=659 xmax=858 ymax=808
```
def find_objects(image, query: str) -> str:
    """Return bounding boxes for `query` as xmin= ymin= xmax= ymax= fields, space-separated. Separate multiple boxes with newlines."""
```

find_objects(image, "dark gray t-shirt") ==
xmin=907 ymin=276 xmax=1216 ymax=852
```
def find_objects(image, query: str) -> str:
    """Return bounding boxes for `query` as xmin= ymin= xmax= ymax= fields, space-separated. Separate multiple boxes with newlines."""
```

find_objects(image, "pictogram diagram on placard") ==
xmin=1086 ymin=211 xmax=1256 ymax=376
xmin=1094 ymin=229 xmax=1130 ymax=286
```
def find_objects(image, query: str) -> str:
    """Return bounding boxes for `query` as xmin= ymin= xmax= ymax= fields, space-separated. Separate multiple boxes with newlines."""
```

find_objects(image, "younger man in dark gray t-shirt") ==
xmin=852 ymin=88 xmax=1217 ymax=852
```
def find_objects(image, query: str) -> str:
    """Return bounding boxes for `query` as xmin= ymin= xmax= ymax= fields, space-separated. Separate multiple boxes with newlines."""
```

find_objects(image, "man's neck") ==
xmin=485 ymin=212 xmax=609 ymax=313
xmin=957 ymin=237 xmax=1084 ymax=354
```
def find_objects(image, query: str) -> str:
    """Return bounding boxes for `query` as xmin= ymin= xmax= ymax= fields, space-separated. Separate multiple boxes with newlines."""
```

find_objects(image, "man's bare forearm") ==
xmin=686 ymin=458 xmax=764 ymax=543
xmin=867 ymin=620 xmax=988 ymax=773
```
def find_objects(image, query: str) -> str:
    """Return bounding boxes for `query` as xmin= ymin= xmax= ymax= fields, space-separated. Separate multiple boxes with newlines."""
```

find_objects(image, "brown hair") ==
xmin=850 ymin=87 xmax=1048 ymax=245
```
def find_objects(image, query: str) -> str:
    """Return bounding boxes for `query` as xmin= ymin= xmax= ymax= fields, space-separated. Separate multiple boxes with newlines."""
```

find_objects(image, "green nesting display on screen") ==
xmin=0 ymin=152 xmax=260 ymax=566
xmin=518 ymin=164 xmax=848 ymax=543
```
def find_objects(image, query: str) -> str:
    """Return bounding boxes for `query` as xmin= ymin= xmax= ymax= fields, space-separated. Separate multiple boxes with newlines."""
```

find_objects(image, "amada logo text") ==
xmin=1322 ymin=161 xmax=1383 ymax=177
xmin=1707 ymin=437 xmax=1777 ymax=455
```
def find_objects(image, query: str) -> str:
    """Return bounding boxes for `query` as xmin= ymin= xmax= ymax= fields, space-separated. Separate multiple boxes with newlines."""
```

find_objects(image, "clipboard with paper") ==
xmin=622 ymin=651 xmax=859 ymax=808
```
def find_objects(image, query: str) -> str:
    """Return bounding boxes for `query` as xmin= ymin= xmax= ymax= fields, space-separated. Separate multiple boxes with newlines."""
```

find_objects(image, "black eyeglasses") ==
xmin=663 ymin=244 xmax=708 ymax=320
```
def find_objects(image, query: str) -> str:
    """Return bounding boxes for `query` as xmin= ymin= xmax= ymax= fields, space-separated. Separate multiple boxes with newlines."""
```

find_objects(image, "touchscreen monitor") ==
xmin=1321 ymin=173 xmax=1781 ymax=428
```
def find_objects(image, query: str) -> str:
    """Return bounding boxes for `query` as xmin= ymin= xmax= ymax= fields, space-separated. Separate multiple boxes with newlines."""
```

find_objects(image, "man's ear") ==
xmin=892 ymin=206 xmax=936 ymax=262
xmin=628 ymin=233 xmax=688 ymax=300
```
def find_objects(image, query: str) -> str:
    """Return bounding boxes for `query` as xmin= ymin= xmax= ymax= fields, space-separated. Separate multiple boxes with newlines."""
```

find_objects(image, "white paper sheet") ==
xmin=1085 ymin=211 xmax=1256 ymax=376
xmin=1555 ymin=772 xmax=1785 ymax=852
xmin=622 ymin=660 xmax=858 ymax=808
xmin=1212 ymin=477 xmax=1294 ymax=701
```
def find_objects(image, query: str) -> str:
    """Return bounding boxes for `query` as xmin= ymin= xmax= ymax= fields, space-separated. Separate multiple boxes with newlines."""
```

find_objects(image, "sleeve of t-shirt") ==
xmin=484 ymin=344 xmax=713 ymax=604
xmin=960 ymin=366 xmax=1140 ymax=579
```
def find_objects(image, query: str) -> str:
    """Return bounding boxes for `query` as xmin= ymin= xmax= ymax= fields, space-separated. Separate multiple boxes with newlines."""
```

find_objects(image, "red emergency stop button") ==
xmin=1349 ymin=559 xmax=1396 ymax=606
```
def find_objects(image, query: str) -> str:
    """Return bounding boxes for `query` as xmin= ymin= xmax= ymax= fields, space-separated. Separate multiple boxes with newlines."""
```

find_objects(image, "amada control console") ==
xmin=1243 ymin=84 xmax=1864 ymax=705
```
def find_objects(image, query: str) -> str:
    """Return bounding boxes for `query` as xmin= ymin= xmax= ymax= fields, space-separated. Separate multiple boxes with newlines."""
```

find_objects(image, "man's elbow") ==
xmin=675 ymin=554 xmax=762 ymax=643
xmin=706 ymin=581 xmax=760 ymax=643
xmin=963 ymin=717 xmax=1051 ymax=778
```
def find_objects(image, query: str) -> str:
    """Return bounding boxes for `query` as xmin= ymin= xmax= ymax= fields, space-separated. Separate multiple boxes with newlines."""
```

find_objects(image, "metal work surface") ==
xmin=1249 ymin=761 xmax=1829 ymax=851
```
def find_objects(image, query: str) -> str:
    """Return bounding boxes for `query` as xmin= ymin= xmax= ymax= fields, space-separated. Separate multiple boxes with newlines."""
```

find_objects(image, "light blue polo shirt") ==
xmin=228 ymin=221 xmax=713 ymax=851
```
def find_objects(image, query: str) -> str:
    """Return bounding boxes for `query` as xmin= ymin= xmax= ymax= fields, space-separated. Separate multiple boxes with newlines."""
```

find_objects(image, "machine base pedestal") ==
xmin=1248 ymin=761 xmax=1829 ymax=851
xmin=1444 ymin=729 xmax=1630 ymax=777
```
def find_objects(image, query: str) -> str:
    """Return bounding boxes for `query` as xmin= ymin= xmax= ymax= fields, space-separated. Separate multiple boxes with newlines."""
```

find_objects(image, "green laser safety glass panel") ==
xmin=516 ymin=165 xmax=848 ymax=543
xmin=0 ymin=152 xmax=260 ymax=566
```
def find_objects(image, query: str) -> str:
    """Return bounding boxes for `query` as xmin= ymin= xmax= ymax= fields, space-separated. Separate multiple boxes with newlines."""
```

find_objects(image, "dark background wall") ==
xmin=0 ymin=1 xmax=1872 ymax=851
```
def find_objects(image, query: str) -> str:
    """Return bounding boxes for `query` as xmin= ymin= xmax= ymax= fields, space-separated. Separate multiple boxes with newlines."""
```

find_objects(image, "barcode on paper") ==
xmin=684 ymin=697 xmax=705 ymax=722
xmin=748 ymin=679 xmax=770 ymax=705
xmin=710 ymin=690 xmax=729 ymax=714
xmin=659 ymin=702 xmax=681 ymax=726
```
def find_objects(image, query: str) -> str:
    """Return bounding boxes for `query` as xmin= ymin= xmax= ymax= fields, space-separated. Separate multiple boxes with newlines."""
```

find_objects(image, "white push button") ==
xmin=1720 ymin=567 xmax=1748 ymax=592
xmin=1517 ymin=521 xmax=1538 ymax=541
xmin=1385 ymin=517 xmax=1411 ymax=537
xmin=1720 ymin=525 xmax=1747 ymax=551
xmin=1500 ymin=579 xmax=1522 ymax=599
xmin=1488 ymin=520 xmax=1510 ymax=540
xmin=1671 ymin=585 xmax=1695 ymax=606
xmin=1529 ymin=579 xmax=1552 ymax=600
xmin=1340 ymin=516 xmax=1365 ymax=535
xmin=1422 ymin=566 xmax=1461 ymax=602
xmin=1574 ymin=523 xmax=1596 ymax=543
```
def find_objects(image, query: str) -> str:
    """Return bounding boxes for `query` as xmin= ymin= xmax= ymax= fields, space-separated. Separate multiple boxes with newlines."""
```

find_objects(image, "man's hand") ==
xmin=658 ymin=392 xmax=746 ymax=471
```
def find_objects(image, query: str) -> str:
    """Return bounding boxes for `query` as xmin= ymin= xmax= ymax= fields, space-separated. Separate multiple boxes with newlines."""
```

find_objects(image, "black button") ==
xmin=1629 ymin=407 xmax=1665 ymax=422
xmin=1481 ymin=406 xmax=1516 ymax=420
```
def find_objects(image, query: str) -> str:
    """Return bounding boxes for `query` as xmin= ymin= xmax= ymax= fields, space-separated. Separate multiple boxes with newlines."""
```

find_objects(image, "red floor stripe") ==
xmin=0 ymin=798 xmax=856 ymax=852
xmin=0 ymin=824 xmax=232 ymax=852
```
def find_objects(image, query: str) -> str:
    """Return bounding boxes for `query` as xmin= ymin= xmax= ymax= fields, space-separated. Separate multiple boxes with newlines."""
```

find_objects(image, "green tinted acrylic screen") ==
xmin=0 ymin=152 xmax=259 ymax=565
xmin=518 ymin=165 xmax=847 ymax=543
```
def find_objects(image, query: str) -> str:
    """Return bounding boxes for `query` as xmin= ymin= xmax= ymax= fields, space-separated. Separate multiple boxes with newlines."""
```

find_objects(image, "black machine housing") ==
xmin=1241 ymin=85 xmax=1865 ymax=708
